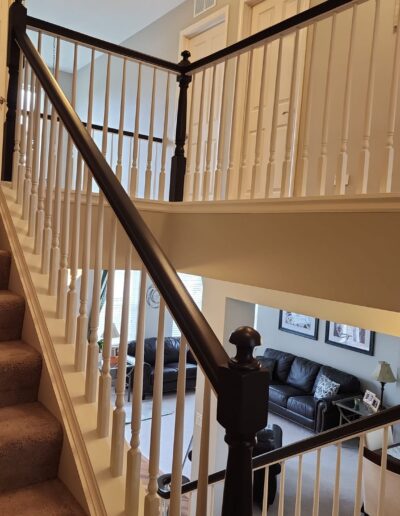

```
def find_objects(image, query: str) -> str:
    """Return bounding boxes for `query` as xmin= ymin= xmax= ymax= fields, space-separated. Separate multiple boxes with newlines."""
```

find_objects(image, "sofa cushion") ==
xmin=313 ymin=365 xmax=360 ymax=394
xmin=263 ymin=349 xmax=295 ymax=382
xmin=257 ymin=356 xmax=276 ymax=375
xmin=164 ymin=337 xmax=181 ymax=364
xmin=160 ymin=362 xmax=197 ymax=384
xmin=269 ymin=384 xmax=303 ymax=407
xmin=314 ymin=374 xmax=340 ymax=399
xmin=287 ymin=396 xmax=318 ymax=420
xmin=128 ymin=338 xmax=157 ymax=366
xmin=286 ymin=357 xmax=321 ymax=393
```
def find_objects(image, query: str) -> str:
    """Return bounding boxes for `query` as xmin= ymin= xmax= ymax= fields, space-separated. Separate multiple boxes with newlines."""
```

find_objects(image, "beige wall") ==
xmin=0 ymin=0 xmax=11 ymax=171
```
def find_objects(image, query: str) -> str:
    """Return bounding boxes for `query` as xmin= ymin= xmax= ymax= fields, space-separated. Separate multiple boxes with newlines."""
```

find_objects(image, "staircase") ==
xmin=0 ymin=248 xmax=84 ymax=515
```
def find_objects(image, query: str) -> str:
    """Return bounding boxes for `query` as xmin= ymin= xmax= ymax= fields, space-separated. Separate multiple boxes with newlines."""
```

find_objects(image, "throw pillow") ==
xmin=314 ymin=374 xmax=340 ymax=400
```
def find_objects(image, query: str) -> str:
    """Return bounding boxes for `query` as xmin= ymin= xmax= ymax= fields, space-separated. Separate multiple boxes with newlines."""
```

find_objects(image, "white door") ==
xmin=241 ymin=0 xmax=308 ymax=198
xmin=182 ymin=17 xmax=227 ymax=200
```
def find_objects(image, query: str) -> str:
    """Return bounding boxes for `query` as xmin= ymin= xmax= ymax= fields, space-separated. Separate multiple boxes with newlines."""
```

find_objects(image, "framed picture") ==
xmin=363 ymin=390 xmax=375 ymax=406
xmin=279 ymin=311 xmax=319 ymax=340
xmin=325 ymin=322 xmax=375 ymax=356
xmin=370 ymin=396 xmax=381 ymax=412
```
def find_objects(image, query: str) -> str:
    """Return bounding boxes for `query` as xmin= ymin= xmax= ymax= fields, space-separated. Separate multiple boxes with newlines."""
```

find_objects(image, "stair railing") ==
xmin=2 ymin=2 xmax=270 ymax=515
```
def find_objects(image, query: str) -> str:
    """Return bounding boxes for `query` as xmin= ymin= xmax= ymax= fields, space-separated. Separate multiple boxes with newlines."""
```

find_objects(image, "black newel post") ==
xmin=217 ymin=326 xmax=270 ymax=516
xmin=169 ymin=50 xmax=191 ymax=202
xmin=1 ymin=0 xmax=26 ymax=181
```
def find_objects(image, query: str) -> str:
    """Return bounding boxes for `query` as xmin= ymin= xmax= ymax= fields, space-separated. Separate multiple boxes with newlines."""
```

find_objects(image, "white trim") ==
xmin=179 ymin=5 xmax=229 ymax=55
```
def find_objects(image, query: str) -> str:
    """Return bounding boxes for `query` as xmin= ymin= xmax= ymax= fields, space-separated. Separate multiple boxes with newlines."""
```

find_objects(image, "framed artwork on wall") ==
xmin=325 ymin=322 xmax=375 ymax=356
xmin=278 ymin=311 xmax=319 ymax=340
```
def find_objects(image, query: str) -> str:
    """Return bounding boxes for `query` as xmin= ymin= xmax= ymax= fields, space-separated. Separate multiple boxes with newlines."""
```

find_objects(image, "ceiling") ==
xmin=25 ymin=0 xmax=187 ymax=45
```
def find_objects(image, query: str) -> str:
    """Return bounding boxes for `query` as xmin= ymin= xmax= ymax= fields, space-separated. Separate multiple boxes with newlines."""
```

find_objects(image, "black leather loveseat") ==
xmin=257 ymin=348 xmax=361 ymax=432
xmin=127 ymin=337 xmax=197 ymax=398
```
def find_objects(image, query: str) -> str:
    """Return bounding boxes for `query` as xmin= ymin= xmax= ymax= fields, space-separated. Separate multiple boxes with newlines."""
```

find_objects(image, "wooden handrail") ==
xmin=158 ymin=404 xmax=400 ymax=499
xmin=26 ymin=15 xmax=181 ymax=73
xmin=14 ymin=25 xmax=229 ymax=393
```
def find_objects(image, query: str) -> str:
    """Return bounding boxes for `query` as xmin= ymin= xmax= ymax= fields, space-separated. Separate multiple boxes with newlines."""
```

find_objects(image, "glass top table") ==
xmin=333 ymin=395 xmax=376 ymax=425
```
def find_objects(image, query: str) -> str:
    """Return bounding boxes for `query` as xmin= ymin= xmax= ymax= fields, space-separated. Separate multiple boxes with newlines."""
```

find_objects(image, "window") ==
xmin=171 ymin=273 xmax=203 ymax=337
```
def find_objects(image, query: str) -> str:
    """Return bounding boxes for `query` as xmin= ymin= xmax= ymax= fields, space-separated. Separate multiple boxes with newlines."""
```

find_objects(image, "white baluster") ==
xmin=250 ymin=45 xmax=268 ymax=199
xmin=238 ymin=50 xmax=254 ymax=199
xmin=65 ymin=153 xmax=82 ymax=343
xmin=158 ymin=74 xmax=170 ymax=201
xmin=312 ymin=448 xmax=321 ymax=516
xmin=295 ymin=454 xmax=303 ymax=516
xmin=265 ymin=38 xmax=283 ymax=198
xmin=169 ymin=336 xmax=187 ymax=516
xmin=318 ymin=15 xmax=337 ymax=196
xmin=75 ymin=48 xmax=95 ymax=373
xmin=48 ymin=118 xmax=64 ymax=296
xmin=116 ymin=58 xmax=127 ymax=181
xmin=193 ymin=70 xmax=206 ymax=201
xmin=57 ymin=43 xmax=78 ymax=320
xmin=196 ymin=379 xmax=211 ymax=516
xmin=125 ymin=266 xmax=147 ymax=515
xmin=377 ymin=426 xmax=389 ymax=516
xmin=183 ymin=74 xmax=197 ymax=201
xmin=111 ymin=248 xmax=132 ymax=476
xmin=353 ymin=434 xmax=364 ymax=516
xmin=261 ymin=466 xmax=270 ymax=516
xmin=17 ymin=60 xmax=30 ymax=205
xmin=360 ymin=0 xmax=380 ymax=194
xmin=22 ymin=64 xmax=35 ymax=220
xmin=203 ymin=65 xmax=217 ymax=201
xmin=12 ymin=55 xmax=24 ymax=194
xmin=332 ymin=443 xmax=341 ymax=516
xmin=41 ymin=37 xmax=60 ymax=274
xmin=28 ymin=33 xmax=42 ymax=237
xmin=277 ymin=461 xmax=286 ymax=516
xmin=130 ymin=63 xmax=142 ymax=199
xmin=225 ymin=56 xmax=240 ymax=200
xmin=34 ymin=93 xmax=49 ymax=254
xmin=337 ymin=5 xmax=358 ymax=195
xmin=145 ymin=67 xmax=157 ymax=199
xmin=144 ymin=298 xmax=166 ymax=515
xmin=84 ymin=53 xmax=111 ymax=391
xmin=281 ymin=28 xmax=300 ymax=198
xmin=298 ymin=23 xmax=317 ymax=197
xmin=382 ymin=5 xmax=400 ymax=192
xmin=214 ymin=61 xmax=227 ymax=201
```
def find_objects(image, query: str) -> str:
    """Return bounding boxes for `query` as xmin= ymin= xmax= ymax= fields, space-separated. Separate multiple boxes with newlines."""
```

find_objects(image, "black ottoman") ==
xmin=253 ymin=424 xmax=283 ymax=508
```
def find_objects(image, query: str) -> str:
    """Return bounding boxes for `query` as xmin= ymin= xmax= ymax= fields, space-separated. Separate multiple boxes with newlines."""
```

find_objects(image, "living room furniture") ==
xmin=253 ymin=424 xmax=282 ymax=508
xmin=372 ymin=361 xmax=396 ymax=405
xmin=362 ymin=442 xmax=400 ymax=515
xmin=333 ymin=395 xmax=376 ymax=425
xmin=127 ymin=337 xmax=197 ymax=398
xmin=257 ymin=348 xmax=361 ymax=432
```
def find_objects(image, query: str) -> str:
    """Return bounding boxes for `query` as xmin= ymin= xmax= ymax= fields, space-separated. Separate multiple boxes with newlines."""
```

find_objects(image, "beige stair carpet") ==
xmin=0 ymin=249 xmax=85 ymax=514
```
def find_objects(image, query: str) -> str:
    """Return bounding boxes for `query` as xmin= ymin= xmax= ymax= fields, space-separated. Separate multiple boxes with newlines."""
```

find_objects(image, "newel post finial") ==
xmin=229 ymin=326 xmax=261 ymax=371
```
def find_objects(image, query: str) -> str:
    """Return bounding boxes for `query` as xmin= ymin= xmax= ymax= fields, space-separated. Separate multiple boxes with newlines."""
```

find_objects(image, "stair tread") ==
xmin=0 ymin=479 xmax=85 ymax=515
xmin=0 ymin=341 xmax=41 ymax=407
xmin=0 ymin=290 xmax=25 ymax=341
xmin=0 ymin=402 xmax=63 ymax=492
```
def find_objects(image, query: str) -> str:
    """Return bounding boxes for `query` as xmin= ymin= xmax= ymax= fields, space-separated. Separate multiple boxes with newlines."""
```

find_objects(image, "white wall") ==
xmin=255 ymin=305 xmax=400 ymax=407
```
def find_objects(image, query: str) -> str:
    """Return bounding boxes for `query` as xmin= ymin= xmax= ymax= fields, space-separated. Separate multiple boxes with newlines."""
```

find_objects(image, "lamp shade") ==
xmin=372 ymin=361 xmax=396 ymax=383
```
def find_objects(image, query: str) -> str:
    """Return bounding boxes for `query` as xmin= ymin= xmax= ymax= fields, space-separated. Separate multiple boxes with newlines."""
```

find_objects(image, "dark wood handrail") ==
xmin=185 ymin=0 xmax=365 ymax=73
xmin=158 ymin=404 xmax=400 ymax=499
xmin=26 ymin=16 xmax=181 ymax=73
xmin=15 ymin=27 xmax=229 ymax=392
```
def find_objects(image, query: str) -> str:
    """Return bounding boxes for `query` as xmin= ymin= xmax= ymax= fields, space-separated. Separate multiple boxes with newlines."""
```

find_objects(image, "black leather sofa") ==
xmin=127 ymin=337 xmax=197 ymax=397
xmin=257 ymin=348 xmax=361 ymax=432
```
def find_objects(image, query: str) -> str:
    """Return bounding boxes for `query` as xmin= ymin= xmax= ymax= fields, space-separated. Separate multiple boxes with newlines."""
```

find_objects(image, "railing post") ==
xmin=217 ymin=326 xmax=270 ymax=516
xmin=169 ymin=50 xmax=191 ymax=202
xmin=1 ymin=0 xmax=26 ymax=181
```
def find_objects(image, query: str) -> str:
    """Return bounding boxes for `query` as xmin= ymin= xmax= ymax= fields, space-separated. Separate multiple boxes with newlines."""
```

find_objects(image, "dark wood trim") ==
xmin=186 ymin=0 xmax=365 ymax=73
xmin=35 ymin=112 xmax=163 ymax=143
xmin=26 ymin=16 xmax=181 ymax=73
xmin=15 ymin=26 xmax=229 ymax=392
xmin=158 ymin=404 xmax=400 ymax=499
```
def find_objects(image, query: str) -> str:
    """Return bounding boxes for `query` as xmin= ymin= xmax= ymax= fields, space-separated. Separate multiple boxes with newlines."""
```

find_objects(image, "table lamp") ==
xmin=372 ymin=361 xmax=396 ymax=406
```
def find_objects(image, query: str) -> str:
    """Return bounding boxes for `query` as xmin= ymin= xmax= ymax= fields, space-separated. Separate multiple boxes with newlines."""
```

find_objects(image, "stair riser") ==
xmin=0 ymin=252 xmax=11 ymax=291
xmin=0 ymin=295 xmax=25 ymax=342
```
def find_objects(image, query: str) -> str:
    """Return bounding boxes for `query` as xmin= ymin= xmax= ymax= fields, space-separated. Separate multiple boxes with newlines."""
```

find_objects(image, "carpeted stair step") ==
xmin=0 ymin=341 xmax=42 ymax=408
xmin=0 ymin=479 xmax=85 ymax=515
xmin=0 ymin=402 xmax=63 ymax=492
xmin=0 ymin=290 xmax=25 ymax=342
xmin=0 ymin=251 xmax=11 ymax=290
